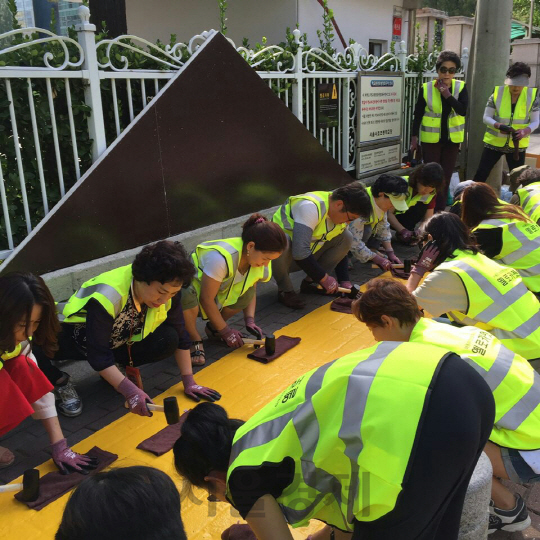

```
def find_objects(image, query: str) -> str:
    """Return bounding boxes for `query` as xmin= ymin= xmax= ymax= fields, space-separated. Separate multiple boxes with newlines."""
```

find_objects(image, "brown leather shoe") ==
xmin=278 ymin=290 xmax=306 ymax=310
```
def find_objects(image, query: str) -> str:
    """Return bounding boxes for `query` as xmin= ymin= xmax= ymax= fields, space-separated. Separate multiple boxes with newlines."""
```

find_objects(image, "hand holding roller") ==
xmin=0 ymin=469 xmax=39 ymax=502
xmin=125 ymin=396 xmax=180 ymax=424
xmin=243 ymin=335 xmax=276 ymax=356
xmin=317 ymin=283 xmax=360 ymax=299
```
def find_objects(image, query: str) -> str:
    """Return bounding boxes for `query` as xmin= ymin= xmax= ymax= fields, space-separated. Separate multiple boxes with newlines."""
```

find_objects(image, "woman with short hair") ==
xmin=474 ymin=62 xmax=540 ymax=182
xmin=410 ymin=50 xmax=468 ymax=211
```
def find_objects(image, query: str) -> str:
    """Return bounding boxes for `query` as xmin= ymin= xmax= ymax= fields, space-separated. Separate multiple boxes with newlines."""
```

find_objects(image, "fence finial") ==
xmin=78 ymin=5 xmax=91 ymax=25
xmin=293 ymin=28 xmax=303 ymax=47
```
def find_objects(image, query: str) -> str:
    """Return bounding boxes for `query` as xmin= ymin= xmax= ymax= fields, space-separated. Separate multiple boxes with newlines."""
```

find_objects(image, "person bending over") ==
xmin=272 ymin=183 xmax=371 ymax=309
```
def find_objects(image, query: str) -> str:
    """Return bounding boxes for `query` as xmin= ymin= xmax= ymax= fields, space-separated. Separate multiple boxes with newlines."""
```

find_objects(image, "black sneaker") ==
xmin=54 ymin=373 xmax=83 ymax=417
xmin=488 ymin=494 xmax=531 ymax=534
xmin=299 ymin=279 xmax=325 ymax=295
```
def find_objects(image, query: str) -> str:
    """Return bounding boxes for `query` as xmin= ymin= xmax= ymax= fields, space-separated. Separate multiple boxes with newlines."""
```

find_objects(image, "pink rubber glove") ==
xmin=319 ymin=274 xmax=338 ymax=294
xmin=244 ymin=316 xmax=263 ymax=340
xmin=435 ymin=79 xmax=451 ymax=98
xmin=410 ymin=136 xmax=418 ymax=152
xmin=182 ymin=374 xmax=222 ymax=403
xmin=221 ymin=524 xmax=257 ymax=540
xmin=514 ymin=127 xmax=531 ymax=141
xmin=386 ymin=250 xmax=402 ymax=265
xmin=117 ymin=377 xmax=153 ymax=416
xmin=219 ymin=325 xmax=244 ymax=348
xmin=412 ymin=243 xmax=440 ymax=277
xmin=397 ymin=228 xmax=414 ymax=242
xmin=51 ymin=438 xmax=99 ymax=475
xmin=372 ymin=253 xmax=393 ymax=271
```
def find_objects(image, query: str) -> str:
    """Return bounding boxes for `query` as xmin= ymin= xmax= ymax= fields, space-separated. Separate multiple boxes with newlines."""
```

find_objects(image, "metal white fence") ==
xmin=0 ymin=5 xmax=468 ymax=258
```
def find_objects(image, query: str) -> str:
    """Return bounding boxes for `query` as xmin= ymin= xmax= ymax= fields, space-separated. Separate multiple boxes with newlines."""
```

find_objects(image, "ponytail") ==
xmin=241 ymin=213 xmax=287 ymax=252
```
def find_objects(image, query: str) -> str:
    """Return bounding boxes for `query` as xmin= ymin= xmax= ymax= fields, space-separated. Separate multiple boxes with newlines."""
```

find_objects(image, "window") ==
xmin=369 ymin=40 xmax=387 ymax=57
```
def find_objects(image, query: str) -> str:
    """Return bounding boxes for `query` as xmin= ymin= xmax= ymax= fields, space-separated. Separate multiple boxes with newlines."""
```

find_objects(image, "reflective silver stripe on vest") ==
xmin=486 ymin=127 xmax=508 ymax=138
xmin=495 ymin=87 xmax=504 ymax=113
xmin=508 ymin=308 xmax=540 ymax=339
xmin=512 ymin=87 xmax=536 ymax=124
xmin=57 ymin=302 xmax=66 ymax=322
xmin=305 ymin=192 xmax=327 ymax=219
xmin=528 ymin=201 xmax=540 ymax=218
xmin=481 ymin=345 xmax=515 ymax=391
xmin=518 ymin=261 xmax=540 ymax=278
xmin=263 ymin=266 xmax=270 ymax=280
xmin=75 ymin=283 xmax=124 ymax=316
xmin=199 ymin=240 xmax=240 ymax=276
xmin=496 ymin=371 xmax=540 ymax=431
xmin=423 ymin=111 xmax=441 ymax=118
xmin=280 ymin=202 xmax=294 ymax=233
xmin=450 ymin=260 xmax=528 ymax=323
xmin=338 ymin=341 xmax=401 ymax=523
xmin=421 ymin=126 xmax=440 ymax=133
xmin=449 ymin=125 xmax=465 ymax=133
xmin=453 ymin=81 xmax=462 ymax=99
xmin=479 ymin=219 xmax=535 ymax=265
xmin=522 ymin=193 xmax=533 ymax=208
xmin=426 ymin=81 xmax=433 ymax=111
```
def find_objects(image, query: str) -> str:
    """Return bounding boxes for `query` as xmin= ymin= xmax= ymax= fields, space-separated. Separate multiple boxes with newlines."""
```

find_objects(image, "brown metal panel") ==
xmin=1 ymin=33 xmax=351 ymax=276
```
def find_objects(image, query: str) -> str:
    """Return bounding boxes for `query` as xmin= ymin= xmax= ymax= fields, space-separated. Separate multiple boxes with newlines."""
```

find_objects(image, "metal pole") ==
xmin=465 ymin=0 xmax=513 ymax=189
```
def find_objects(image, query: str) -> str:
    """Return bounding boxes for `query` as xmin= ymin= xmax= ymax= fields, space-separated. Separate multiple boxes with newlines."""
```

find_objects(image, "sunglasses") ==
xmin=439 ymin=67 xmax=457 ymax=74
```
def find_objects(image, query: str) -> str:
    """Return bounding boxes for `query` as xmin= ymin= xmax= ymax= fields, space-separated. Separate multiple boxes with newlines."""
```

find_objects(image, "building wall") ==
xmin=125 ymin=0 xmax=407 ymax=54
xmin=125 ymin=0 xmax=297 ymax=47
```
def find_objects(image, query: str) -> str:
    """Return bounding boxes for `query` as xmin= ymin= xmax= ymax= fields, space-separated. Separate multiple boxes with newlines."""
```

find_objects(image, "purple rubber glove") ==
xmin=244 ymin=316 xmax=263 ymax=340
xmin=221 ymin=524 xmax=257 ymax=540
xmin=117 ymin=376 xmax=153 ymax=416
xmin=372 ymin=253 xmax=393 ymax=271
xmin=51 ymin=438 xmax=99 ymax=475
xmin=386 ymin=250 xmax=402 ymax=265
xmin=319 ymin=274 xmax=339 ymax=294
xmin=219 ymin=325 xmax=244 ymax=348
xmin=182 ymin=374 xmax=222 ymax=403
xmin=397 ymin=228 xmax=414 ymax=242
xmin=412 ymin=242 xmax=440 ymax=277
xmin=435 ymin=79 xmax=451 ymax=99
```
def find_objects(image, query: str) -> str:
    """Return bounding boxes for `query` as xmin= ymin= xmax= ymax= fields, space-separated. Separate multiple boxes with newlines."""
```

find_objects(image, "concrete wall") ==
xmin=125 ymin=0 xmax=297 ymax=48
xmin=125 ymin=0 xmax=408 ymax=52
xmin=445 ymin=16 xmax=473 ymax=55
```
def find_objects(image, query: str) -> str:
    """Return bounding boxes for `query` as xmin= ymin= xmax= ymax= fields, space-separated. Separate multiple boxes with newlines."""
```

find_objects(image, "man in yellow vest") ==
xmin=33 ymin=241 xmax=221 ymax=411
xmin=348 ymin=174 xmax=408 ymax=271
xmin=355 ymin=278 xmax=540 ymax=534
xmin=474 ymin=62 xmax=539 ymax=183
xmin=272 ymin=183 xmax=371 ymax=309
xmin=174 ymin=341 xmax=494 ymax=539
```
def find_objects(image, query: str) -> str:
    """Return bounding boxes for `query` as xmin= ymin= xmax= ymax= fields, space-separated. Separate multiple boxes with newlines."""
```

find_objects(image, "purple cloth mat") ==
xmin=15 ymin=447 xmax=118 ymax=510
xmin=330 ymin=297 xmax=353 ymax=314
xmin=137 ymin=415 xmax=187 ymax=456
xmin=247 ymin=336 xmax=301 ymax=364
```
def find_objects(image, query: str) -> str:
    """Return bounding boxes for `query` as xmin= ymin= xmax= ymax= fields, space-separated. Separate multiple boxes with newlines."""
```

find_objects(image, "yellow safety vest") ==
xmin=58 ymin=265 xmax=170 ymax=342
xmin=474 ymin=211 xmax=540 ymax=292
xmin=518 ymin=181 xmax=540 ymax=224
xmin=420 ymin=80 xmax=466 ymax=144
xmin=397 ymin=176 xmax=436 ymax=214
xmin=228 ymin=341 xmax=451 ymax=530
xmin=437 ymin=249 xmax=540 ymax=360
xmin=410 ymin=317 xmax=540 ymax=450
xmin=483 ymin=86 xmax=537 ymax=149
xmin=0 ymin=343 xmax=23 ymax=370
xmin=191 ymin=238 xmax=271 ymax=320
xmin=272 ymin=191 xmax=346 ymax=254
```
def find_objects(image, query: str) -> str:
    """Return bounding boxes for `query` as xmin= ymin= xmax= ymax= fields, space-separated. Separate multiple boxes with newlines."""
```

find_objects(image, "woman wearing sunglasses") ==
xmin=474 ymin=62 xmax=539 ymax=183
xmin=410 ymin=50 xmax=467 ymax=212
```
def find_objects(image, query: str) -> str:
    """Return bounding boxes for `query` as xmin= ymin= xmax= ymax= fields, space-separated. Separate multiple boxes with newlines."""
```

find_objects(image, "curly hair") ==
xmin=506 ymin=62 xmax=531 ymax=79
xmin=518 ymin=167 xmax=540 ymax=188
xmin=436 ymin=50 xmax=461 ymax=71
xmin=132 ymin=241 xmax=195 ymax=286
xmin=408 ymin=163 xmax=444 ymax=192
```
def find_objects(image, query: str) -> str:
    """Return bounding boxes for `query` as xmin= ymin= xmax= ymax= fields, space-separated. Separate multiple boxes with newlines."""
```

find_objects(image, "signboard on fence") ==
xmin=356 ymin=71 xmax=404 ymax=179
xmin=317 ymin=82 xmax=339 ymax=129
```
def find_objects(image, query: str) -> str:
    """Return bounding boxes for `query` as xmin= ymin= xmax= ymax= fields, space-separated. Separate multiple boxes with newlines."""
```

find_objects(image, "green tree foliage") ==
xmin=513 ymin=0 xmax=540 ymax=28
xmin=421 ymin=0 xmax=476 ymax=17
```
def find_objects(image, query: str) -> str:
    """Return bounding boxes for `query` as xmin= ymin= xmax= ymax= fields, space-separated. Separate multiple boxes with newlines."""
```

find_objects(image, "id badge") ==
xmin=125 ymin=365 xmax=144 ymax=390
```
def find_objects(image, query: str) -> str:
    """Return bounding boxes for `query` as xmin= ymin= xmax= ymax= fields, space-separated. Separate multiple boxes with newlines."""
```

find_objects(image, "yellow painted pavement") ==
xmin=0 ymin=284 xmax=383 ymax=540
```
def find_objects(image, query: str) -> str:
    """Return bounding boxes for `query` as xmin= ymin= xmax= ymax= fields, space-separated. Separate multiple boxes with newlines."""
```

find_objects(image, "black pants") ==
xmin=33 ymin=323 xmax=179 ymax=385
xmin=395 ymin=203 xmax=430 ymax=232
xmin=473 ymin=146 xmax=526 ymax=183
xmin=352 ymin=354 xmax=495 ymax=540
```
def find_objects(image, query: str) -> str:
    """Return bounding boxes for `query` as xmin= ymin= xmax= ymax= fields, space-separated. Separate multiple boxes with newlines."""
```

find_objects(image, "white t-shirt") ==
xmin=200 ymin=250 xmax=245 ymax=284
xmin=292 ymin=199 xmax=337 ymax=240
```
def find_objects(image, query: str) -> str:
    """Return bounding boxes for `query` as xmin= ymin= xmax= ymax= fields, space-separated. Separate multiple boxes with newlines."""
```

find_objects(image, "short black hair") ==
xmin=436 ymin=50 xmax=461 ymax=71
xmin=55 ymin=466 xmax=187 ymax=540
xmin=132 ymin=240 xmax=195 ymax=286
xmin=371 ymin=174 xmax=408 ymax=197
xmin=506 ymin=62 xmax=531 ymax=79
xmin=409 ymin=163 xmax=444 ymax=191
xmin=331 ymin=182 xmax=372 ymax=217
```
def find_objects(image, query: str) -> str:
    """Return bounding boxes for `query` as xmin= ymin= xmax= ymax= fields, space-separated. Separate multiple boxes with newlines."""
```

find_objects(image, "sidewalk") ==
xmin=1 ymin=239 xmax=540 ymax=539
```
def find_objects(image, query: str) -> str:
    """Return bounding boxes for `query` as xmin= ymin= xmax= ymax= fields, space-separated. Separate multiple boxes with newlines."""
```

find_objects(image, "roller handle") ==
xmin=147 ymin=403 xmax=164 ymax=412
xmin=243 ymin=338 xmax=265 ymax=346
